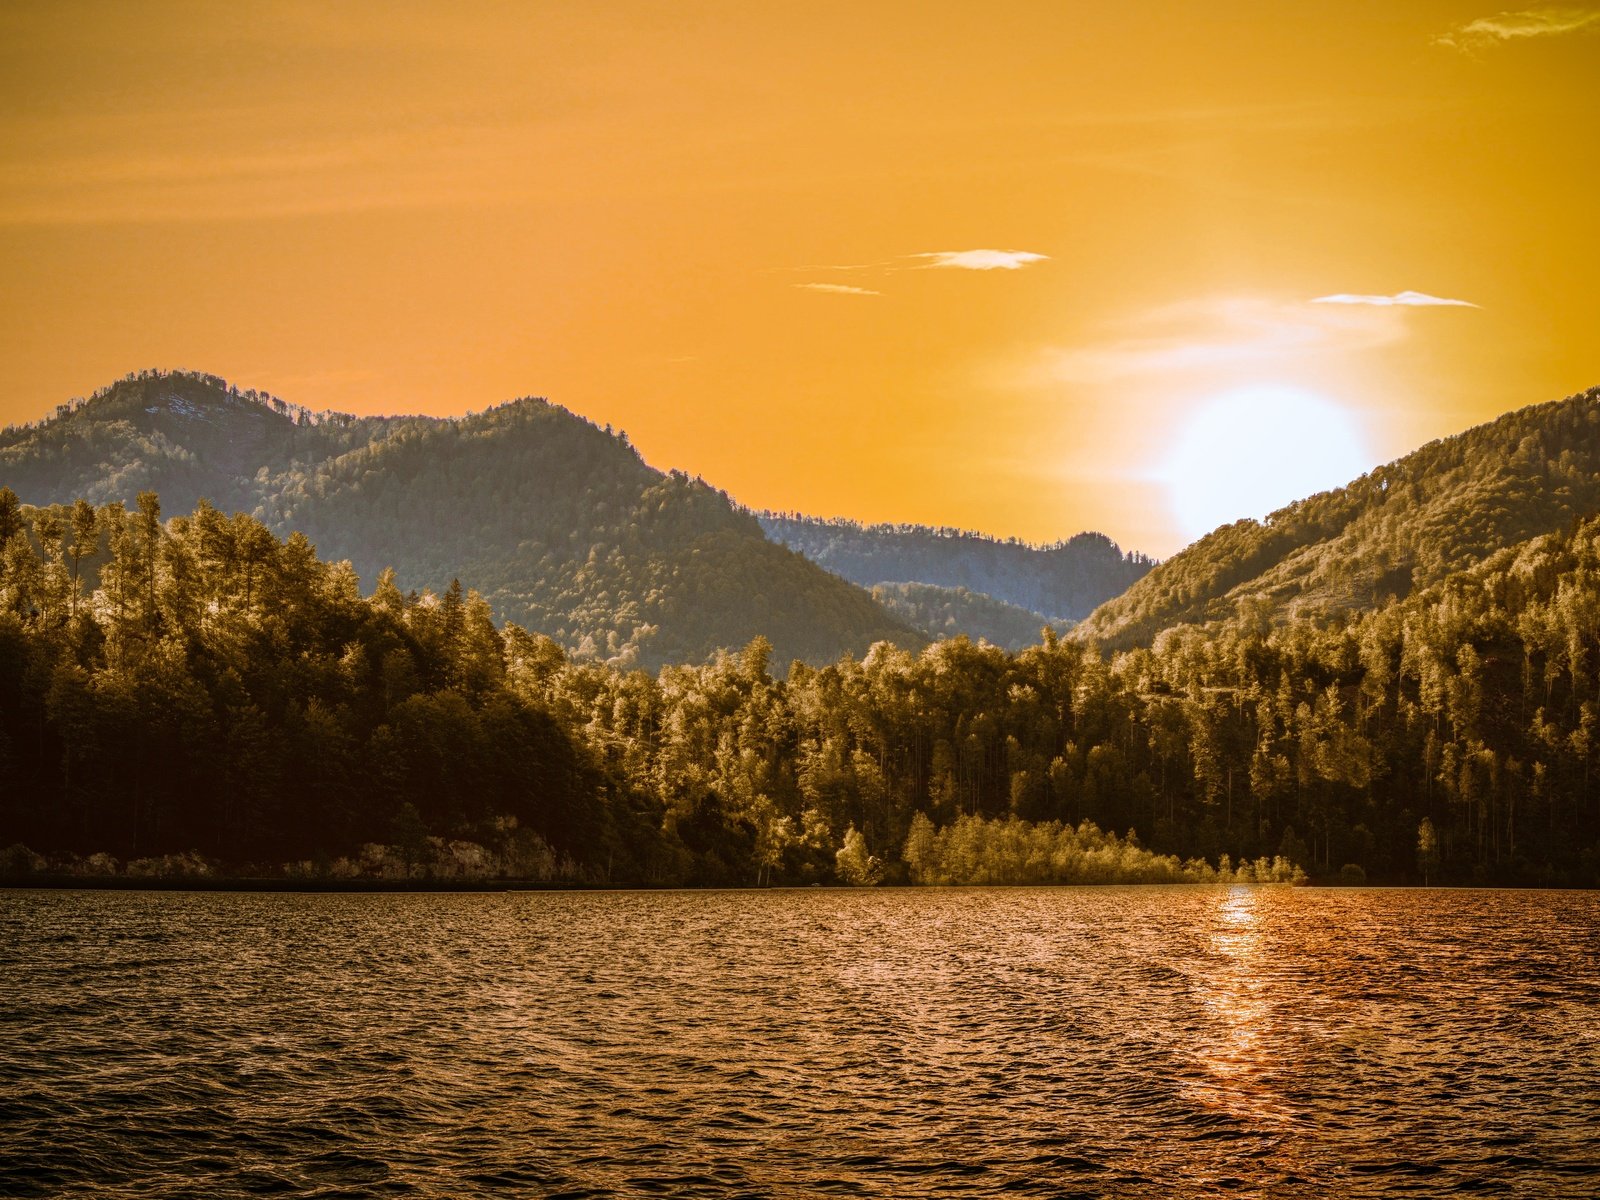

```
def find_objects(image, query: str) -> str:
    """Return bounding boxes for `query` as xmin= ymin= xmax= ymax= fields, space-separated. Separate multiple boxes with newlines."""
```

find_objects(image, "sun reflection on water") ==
xmin=1184 ymin=887 xmax=1290 ymax=1127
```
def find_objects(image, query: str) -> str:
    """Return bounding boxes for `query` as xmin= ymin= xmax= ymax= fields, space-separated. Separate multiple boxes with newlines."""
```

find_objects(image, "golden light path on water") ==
xmin=5 ymin=888 xmax=1600 ymax=1196
xmin=1188 ymin=886 xmax=1282 ymax=1123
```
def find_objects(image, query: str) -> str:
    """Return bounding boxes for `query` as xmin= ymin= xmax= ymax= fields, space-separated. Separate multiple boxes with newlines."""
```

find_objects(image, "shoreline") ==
xmin=3 ymin=877 xmax=1592 ymax=893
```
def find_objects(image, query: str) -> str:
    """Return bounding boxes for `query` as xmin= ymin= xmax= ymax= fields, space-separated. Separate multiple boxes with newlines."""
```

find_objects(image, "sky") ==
xmin=0 ymin=1 xmax=1596 ymax=557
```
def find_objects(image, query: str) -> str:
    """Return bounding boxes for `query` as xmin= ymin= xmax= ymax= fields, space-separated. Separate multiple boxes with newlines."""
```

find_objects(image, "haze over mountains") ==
xmin=0 ymin=370 xmax=1150 ymax=666
xmin=759 ymin=516 xmax=1153 ymax=627
xmin=1077 ymin=386 xmax=1600 ymax=648
xmin=867 ymin=582 xmax=1075 ymax=652
xmin=12 ymin=371 xmax=1600 ymax=674
xmin=7 ymin=372 xmax=1600 ymax=887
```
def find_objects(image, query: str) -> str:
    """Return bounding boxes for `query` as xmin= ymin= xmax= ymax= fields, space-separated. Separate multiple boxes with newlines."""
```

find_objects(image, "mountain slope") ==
xmin=0 ymin=371 xmax=396 ymax=514
xmin=759 ymin=514 xmax=1153 ymax=621
xmin=0 ymin=370 xmax=923 ymax=669
xmin=869 ymin=582 xmax=1072 ymax=651
xmin=1076 ymin=385 xmax=1600 ymax=648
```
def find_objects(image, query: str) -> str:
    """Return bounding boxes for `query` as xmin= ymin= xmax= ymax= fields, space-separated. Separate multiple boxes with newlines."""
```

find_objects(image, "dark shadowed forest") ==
xmin=3 ymin=486 xmax=1598 ymax=887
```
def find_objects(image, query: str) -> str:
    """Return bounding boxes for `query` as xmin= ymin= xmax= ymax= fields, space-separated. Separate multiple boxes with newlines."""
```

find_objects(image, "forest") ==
xmin=868 ymin=581 xmax=1073 ymax=653
xmin=1080 ymin=386 xmax=1600 ymax=648
xmin=760 ymin=512 xmax=1153 ymax=622
xmin=3 ymin=486 xmax=1598 ymax=887
xmin=0 ymin=371 xmax=921 ymax=670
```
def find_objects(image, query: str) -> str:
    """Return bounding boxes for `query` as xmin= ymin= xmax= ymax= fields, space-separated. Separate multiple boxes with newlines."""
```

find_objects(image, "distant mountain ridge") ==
xmin=1075 ymin=386 xmax=1600 ymax=648
xmin=868 ymin=581 xmax=1073 ymax=652
xmin=759 ymin=513 xmax=1154 ymax=622
xmin=1 ymin=370 xmax=922 ymax=669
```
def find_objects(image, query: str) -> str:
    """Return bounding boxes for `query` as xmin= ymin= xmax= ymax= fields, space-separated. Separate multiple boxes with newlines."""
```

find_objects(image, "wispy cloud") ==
xmin=789 ymin=259 xmax=901 ymax=272
xmin=1032 ymin=296 xmax=1407 ymax=386
xmin=792 ymin=249 xmax=1050 ymax=277
xmin=794 ymin=282 xmax=881 ymax=296
xmin=1311 ymin=290 xmax=1479 ymax=308
xmin=911 ymin=249 xmax=1049 ymax=271
xmin=1435 ymin=6 xmax=1600 ymax=51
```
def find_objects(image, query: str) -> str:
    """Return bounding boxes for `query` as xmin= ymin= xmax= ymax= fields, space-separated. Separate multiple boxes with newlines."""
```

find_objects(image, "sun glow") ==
xmin=1163 ymin=386 xmax=1371 ymax=547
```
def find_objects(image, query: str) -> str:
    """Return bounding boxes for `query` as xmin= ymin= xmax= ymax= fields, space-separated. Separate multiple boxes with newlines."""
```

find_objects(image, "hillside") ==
xmin=0 ymin=370 xmax=922 ymax=669
xmin=759 ymin=514 xmax=1153 ymax=621
xmin=0 ymin=372 xmax=397 ymax=513
xmin=869 ymin=581 xmax=1071 ymax=651
xmin=6 ymin=488 xmax=1600 ymax=886
xmin=1076 ymin=386 xmax=1600 ymax=648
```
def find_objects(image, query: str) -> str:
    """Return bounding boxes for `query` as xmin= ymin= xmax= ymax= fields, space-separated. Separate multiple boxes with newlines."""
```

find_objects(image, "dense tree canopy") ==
xmin=1077 ymin=387 xmax=1600 ymax=648
xmin=1 ymin=371 xmax=921 ymax=670
xmin=3 ymin=491 xmax=1598 ymax=886
xmin=761 ymin=513 xmax=1153 ymax=621
xmin=868 ymin=581 xmax=1073 ymax=652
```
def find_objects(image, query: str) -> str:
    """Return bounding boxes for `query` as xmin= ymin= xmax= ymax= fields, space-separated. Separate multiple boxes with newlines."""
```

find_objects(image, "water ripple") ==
xmin=1 ymin=886 xmax=1598 ymax=1197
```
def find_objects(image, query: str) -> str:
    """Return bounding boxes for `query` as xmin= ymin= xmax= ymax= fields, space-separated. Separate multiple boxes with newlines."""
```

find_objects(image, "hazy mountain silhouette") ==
xmin=1075 ymin=386 xmax=1600 ymax=648
xmin=867 ymin=582 xmax=1072 ymax=652
xmin=759 ymin=514 xmax=1153 ymax=622
xmin=0 ymin=370 xmax=923 ymax=669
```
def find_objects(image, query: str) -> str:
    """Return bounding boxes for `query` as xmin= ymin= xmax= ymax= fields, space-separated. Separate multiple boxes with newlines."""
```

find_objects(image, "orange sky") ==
xmin=1 ymin=1 xmax=1596 ymax=556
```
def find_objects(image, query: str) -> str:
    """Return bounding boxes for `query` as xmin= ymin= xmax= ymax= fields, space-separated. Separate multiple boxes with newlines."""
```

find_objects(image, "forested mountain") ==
xmin=3 ymin=489 xmax=1598 ymax=887
xmin=1077 ymin=387 xmax=1600 ymax=648
xmin=869 ymin=581 xmax=1072 ymax=652
xmin=0 ymin=371 xmax=920 ymax=669
xmin=759 ymin=514 xmax=1154 ymax=621
xmin=0 ymin=371 xmax=397 ymax=514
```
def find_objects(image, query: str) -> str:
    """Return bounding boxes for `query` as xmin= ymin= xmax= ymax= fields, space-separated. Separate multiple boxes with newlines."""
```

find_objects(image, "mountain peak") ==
xmin=1075 ymin=385 xmax=1600 ymax=648
xmin=2 ymin=370 xmax=922 ymax=669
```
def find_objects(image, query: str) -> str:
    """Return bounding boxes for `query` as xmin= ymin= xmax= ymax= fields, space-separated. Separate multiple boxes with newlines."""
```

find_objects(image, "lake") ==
xmin=2 ymin=886 xmax=1598 ymax=1197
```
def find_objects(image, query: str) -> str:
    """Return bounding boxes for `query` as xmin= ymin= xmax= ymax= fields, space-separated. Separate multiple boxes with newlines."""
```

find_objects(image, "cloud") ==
xmin=788 ymin=260 xmax=901 ymax=272
xmin=794 ymin=282 xmax=881 ymax=296
xmin=791 ymin=249 xmax=1050 ymax=276
xmin=1311 ymin=290 xmax=1479 ymax=308
xmin=1032 ymin=295 xmax=1407 ymax=386
xmin=1435 ymin=6 xmax=1600 ymax=50
xmin=912 ymin=249 xmax=1049 ymax=271
xmin=786 ymin=249 xmax=1047 ymax=295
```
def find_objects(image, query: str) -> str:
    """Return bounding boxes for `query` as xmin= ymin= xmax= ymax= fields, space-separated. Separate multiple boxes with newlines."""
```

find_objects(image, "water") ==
xmin=2 ymin=887 xmax=1598 ymax=1198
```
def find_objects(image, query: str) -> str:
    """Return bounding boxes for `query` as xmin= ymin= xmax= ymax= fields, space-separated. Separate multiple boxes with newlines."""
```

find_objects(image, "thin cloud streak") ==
xmin=1435 ymin=6 xmax=1600 ymax=50
xmin=1033 ymin=296 xmax=1406 ymax=385
xmin=794 ymin=249 xmax=1050 ymax=276
xmin=912 ymin=249 xmax=1049 ymax=271
xmin=1312 ymin=291 xmax=1479 ymax=308
xmin=787 ymin=260 xmax=902 ymax=272
xmin=795 ymin=282 xmax=881 ymax=296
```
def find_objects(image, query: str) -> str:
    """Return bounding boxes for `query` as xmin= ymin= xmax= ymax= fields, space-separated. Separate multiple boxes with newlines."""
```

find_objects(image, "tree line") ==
xmin=1080 ymin=386 xmax=1600 ymax=648
xmin=2 ymin=488 xmax=1598 ymax=886
xmin=0 ymin=370 xmax=921 ymax=672
xmin=759 ymin=513 xmax=1154 ymax=622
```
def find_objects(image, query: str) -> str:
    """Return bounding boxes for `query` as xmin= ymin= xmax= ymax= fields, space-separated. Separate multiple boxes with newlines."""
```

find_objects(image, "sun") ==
xmin=1163 ymin=385 xmax=1371 ymax=546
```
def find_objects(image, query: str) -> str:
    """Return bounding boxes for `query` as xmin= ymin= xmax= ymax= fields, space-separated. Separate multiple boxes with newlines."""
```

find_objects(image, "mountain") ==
xmin=10 ymin=384 xmax=1600 ymax=887
xmin=1075 ymin=386 xmax=1600 ymax=648
xmin=758 ymin=514 xmax=1154 ymax=621
xmin=0 ymin=491 xmax=1303 ymax=885
xmin=9 ymin=482 xmax=1600 ymax=886
xmin=868 ymin=582 xmax=1072 ymax=652
xmin=0 ymin=370 xmax=923 ymax=669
